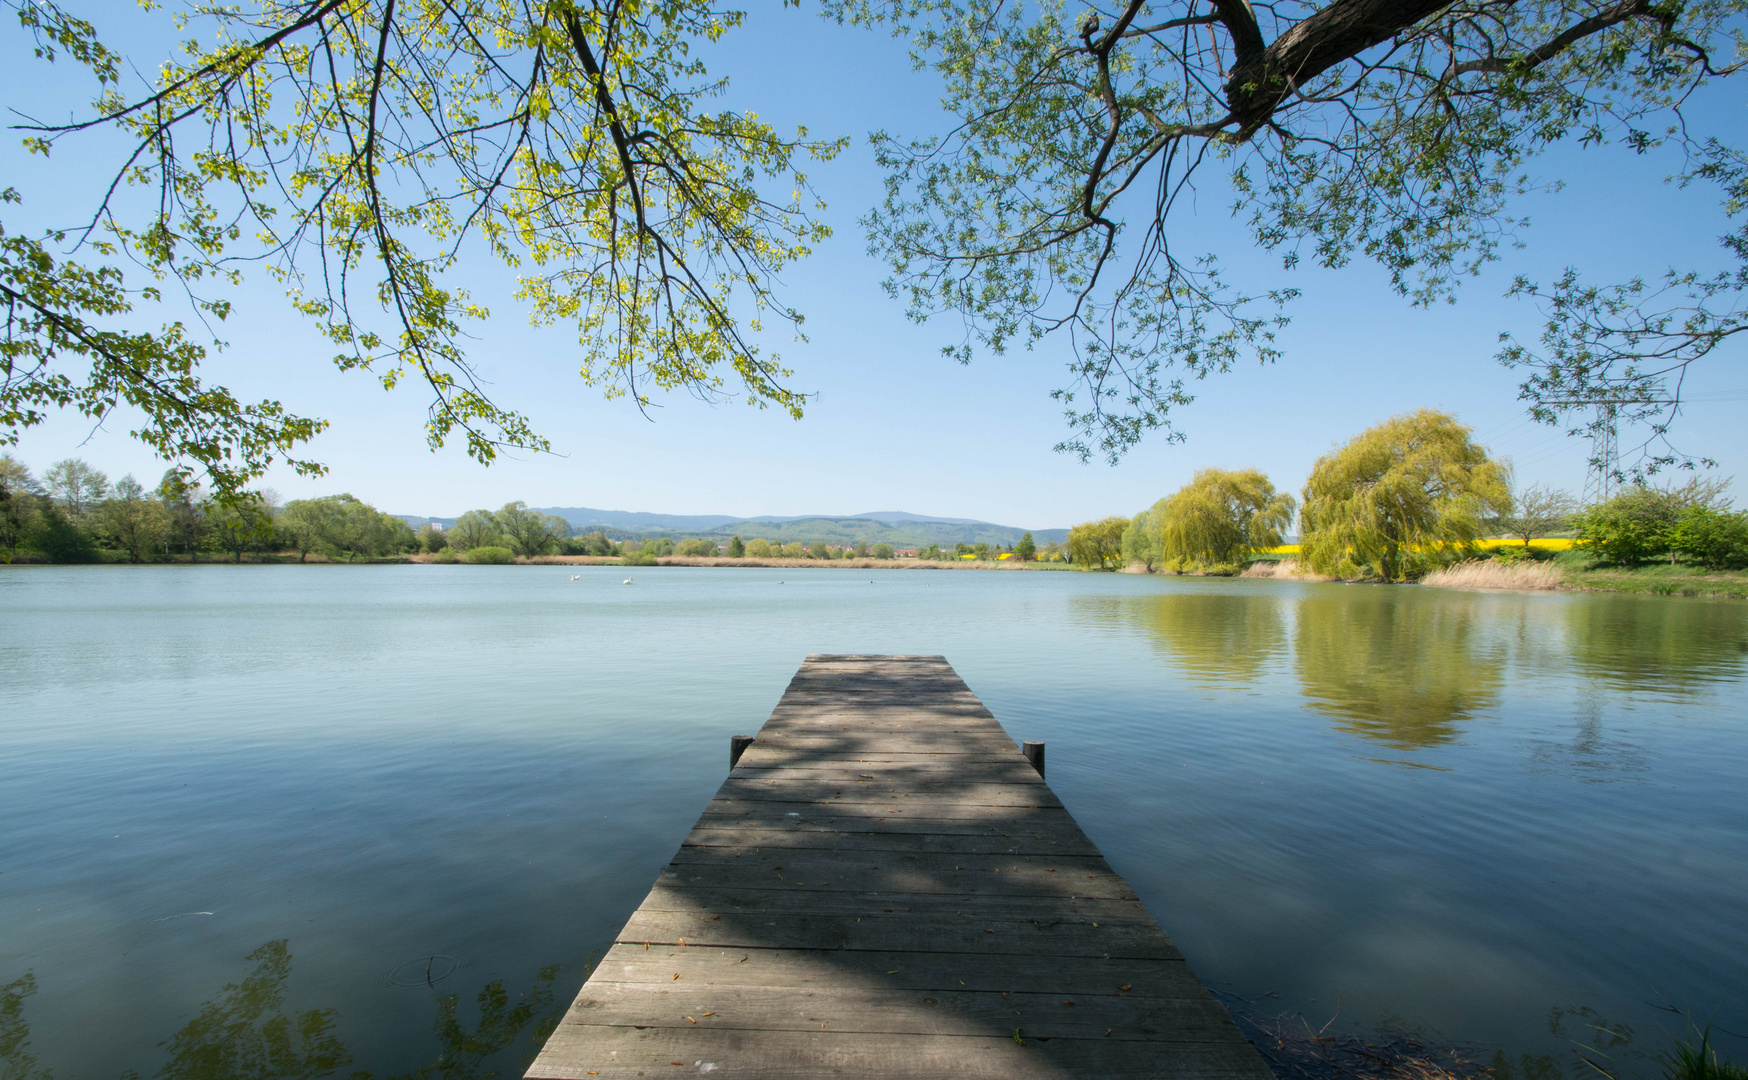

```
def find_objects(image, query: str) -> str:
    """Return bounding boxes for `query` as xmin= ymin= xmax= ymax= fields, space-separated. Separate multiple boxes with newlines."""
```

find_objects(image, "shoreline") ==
xmin=6 ymin=553 xmax=1742 ymax=597
xmin=0 ymin=553 xmax=1075 ymax=571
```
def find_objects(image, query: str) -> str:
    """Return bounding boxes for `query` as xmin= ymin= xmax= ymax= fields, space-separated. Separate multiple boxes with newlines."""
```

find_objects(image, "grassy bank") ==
xmin=1330 ymin=552 xmax=1748 ymax=598
xmin=1555 ymin=560 xmax=1748 ymax=599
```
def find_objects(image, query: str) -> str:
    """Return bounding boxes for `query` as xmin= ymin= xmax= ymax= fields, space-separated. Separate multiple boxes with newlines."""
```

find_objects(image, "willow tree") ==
xmin=836 ymin=0 xmax=1747 ymax=472
xmin=1301 ymin=410 xmax=1510 ymax=580
xmin=1147 ymin=467 xmax=1294 ymax=569
xmin=1068 ymin=515 xmax=1128 ymax=568
xmin=5 ymin=0 xmax=843 ymax=499
xmin=1120 ymin=506 xmax=1160 ymax=569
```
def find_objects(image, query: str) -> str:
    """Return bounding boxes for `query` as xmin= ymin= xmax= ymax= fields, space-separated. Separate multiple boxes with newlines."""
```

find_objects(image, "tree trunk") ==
xmin=1225 ymin=0 xmax=1453 ymax=137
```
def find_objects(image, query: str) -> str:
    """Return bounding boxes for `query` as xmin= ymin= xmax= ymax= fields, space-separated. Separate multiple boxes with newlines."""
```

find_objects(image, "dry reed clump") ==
xmin=1420 ymin=559 xmax=1561 ymax=591
xmin=1241 ymin=558 xmax=1333 ymax=581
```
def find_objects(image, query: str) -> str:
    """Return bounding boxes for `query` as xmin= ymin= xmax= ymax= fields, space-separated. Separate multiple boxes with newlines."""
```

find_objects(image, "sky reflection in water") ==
xmin=1 ymin=566 xmax=1744 ymax=1078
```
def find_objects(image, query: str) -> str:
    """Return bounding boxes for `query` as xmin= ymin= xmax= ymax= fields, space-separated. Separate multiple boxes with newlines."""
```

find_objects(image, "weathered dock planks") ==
xmin=526 ymin=654 xmax=1273 ymax=1079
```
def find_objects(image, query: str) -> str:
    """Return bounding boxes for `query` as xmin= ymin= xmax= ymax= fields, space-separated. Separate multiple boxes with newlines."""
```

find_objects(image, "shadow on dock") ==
xmin=527 ymin=654 xmax=1275 ymax=1079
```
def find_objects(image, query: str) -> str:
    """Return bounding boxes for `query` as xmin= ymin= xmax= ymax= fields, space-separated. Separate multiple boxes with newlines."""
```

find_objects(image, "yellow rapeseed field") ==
xmin=1258 ymin=538 xmax=1576 ymax=556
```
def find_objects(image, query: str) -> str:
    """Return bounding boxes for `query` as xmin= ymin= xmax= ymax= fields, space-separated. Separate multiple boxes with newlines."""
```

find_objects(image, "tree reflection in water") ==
xmin=1072 ymin=590 xmax=1289 ymax=686
xmin=1 ymin=942 xmax=564 ymax=1080
xmin=1562 ymin=596 xmax=1748 ymax=697
xmin=3 ymin=972 xmax=51 ymax=1080
xmin=1294 ymin=591 xmax=1506 ymax=752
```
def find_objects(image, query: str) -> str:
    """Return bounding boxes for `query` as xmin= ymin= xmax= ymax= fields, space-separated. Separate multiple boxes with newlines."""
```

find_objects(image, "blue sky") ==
xmin=5 ymin=5 xmax=1743 ymax=527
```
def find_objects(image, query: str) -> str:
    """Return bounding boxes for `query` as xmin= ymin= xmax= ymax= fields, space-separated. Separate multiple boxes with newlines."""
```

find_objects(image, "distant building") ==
xmin=896 ymin=549 xmax=919 ymax=558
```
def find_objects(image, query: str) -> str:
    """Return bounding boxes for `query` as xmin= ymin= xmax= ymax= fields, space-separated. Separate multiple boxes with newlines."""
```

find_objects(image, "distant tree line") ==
xmin=1 ymin=459 xmax=1063 ymax=567
xmin=0 ymin=456 xmax=414 ymax=564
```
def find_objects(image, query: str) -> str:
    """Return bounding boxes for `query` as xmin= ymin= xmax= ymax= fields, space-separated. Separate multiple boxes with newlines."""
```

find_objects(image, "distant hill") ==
xmin=845 ymin=510 xmax=994 ymax=527
xmin=701 ymin=517 xmax=1066 ymax=548
xmin=534 ymin=507 xmax=749 ymax=531
xmin=395 ymin=506 xmax=1068 ymax=546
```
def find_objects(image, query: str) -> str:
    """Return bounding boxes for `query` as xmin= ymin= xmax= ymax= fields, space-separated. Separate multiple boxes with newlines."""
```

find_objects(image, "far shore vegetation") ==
xmin=8 ymin=407 xmax=1747 ymax=599
xmin=0 ymin=453 xmax=1068 ymax=570
xmin=1070 ymin=409 xmax=1748 ymax=600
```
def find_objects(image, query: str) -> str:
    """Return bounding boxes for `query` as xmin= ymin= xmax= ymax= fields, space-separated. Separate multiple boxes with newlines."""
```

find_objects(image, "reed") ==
xmin=1665 ymin=1027 xmax=1748 ymax=1080
xmin=1419 ymin=559 xmax=1562 ymax=591
xmin=1241 ymin=558 xmax=1332 ymax=581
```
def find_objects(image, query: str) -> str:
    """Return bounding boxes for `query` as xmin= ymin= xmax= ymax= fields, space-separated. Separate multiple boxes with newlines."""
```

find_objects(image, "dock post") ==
xmin=729 ymin=734 xmax=754 ymax=769
xmin=1023 ymin=739 xmax=1046 ymax=778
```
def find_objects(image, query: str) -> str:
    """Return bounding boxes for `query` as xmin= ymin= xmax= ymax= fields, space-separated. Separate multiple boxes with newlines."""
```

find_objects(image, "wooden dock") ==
xmin=527 ymin=654 xmax=1273 ymax=1079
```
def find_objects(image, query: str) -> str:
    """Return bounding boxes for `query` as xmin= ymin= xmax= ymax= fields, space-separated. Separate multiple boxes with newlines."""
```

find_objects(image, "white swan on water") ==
xmin=569 ymin=575 xmax=580 ymax=581
xmin=623 ymin=577 xmax=633 ymax=585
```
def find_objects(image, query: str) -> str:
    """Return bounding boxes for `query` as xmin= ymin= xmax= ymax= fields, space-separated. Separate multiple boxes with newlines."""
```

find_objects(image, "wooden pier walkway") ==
xmin=527 ymin=654 xmax=1272 ymax=1079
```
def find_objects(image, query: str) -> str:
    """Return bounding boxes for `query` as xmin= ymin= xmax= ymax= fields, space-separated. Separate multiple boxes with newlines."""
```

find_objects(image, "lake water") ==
xmin=2 ymin=566 xmax=1745 ymax=1079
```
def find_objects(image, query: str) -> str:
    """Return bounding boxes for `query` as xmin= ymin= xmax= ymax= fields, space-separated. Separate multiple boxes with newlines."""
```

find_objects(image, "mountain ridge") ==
xmin=395 ymin=506 xmax=1069 ymax=546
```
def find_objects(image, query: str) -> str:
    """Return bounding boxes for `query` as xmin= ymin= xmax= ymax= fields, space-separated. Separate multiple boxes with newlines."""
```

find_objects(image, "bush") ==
xmin=745 ymin=538 xmax=774 ymax=558
xmin=464 ymin=545 xmax=515 ymax=564
xmin=677 ymin=537 xmax=720 ymax=557
xmin=560 ymin=529 xmax=617 ymax=556
xmin=1572 ymin=488 xmax=1682 ymax=564
xmin=1571 ymin=480 xmax=1734 ymax=566
xmin=780 ymin=542 xmax=806 ymax=559
xmin=871 ymin=542 xmax=894 ymax=559
xmin=1671 ymin=506 xmax=1748 ymax=569
xmin=24 ymin=506 xmax=98 ymax=563
xmin=429 ymin=549 xmax=458 ymax=563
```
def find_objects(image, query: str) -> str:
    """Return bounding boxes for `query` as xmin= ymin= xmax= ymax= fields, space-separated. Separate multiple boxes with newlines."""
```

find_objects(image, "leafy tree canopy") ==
xmin=1570 ymin=475 xmax=1732 ymax=561
xmin=497 ymin=501 xmax=570 ymax=558
xmin=5 ymin=0 xmax=843 ymax=500
xmin=1496 ymin=481 xmax=1578 ymax=546
xmin=1120 ymin=507 xmax=1160 ymax=570
xmin=1152 ymin=467 xmax=1295 ymax=567
xmin=7 ymin=0 xmax=1743 ymax=491
xmin=1301 ymin=408 xmax=1510 ymax=580
xmin=1669 ymin=503 xmax=1748 ymax=568
xmin=1069 ymin=514 xmax=1129 ymax=568
xmin=833 ymin=0 xmax=1747 ymax=470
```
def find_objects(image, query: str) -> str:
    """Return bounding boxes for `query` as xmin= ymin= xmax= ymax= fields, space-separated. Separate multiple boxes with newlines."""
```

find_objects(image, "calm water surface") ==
xmin=2 ymin=566 xmax=1744 ymax=1078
